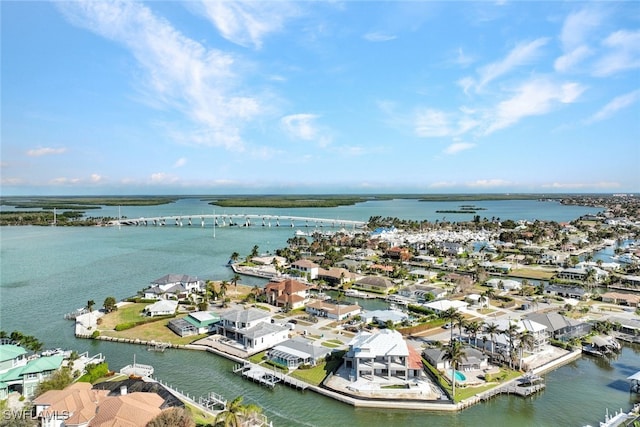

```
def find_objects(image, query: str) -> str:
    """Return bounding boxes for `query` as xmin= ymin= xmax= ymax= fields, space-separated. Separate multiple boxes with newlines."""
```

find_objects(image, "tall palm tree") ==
xmin=232 ymin=274 xmax=241 ymax=295
xmin=517 ymin=330 xmax=535 ymax=371
xmin=230 ymin=252 xmax=240 ymax=264
xmin=214 ymin=396 xmax=262 ymax=427
xmin=250 ymin=245 xmax=259 ymax=258
xmin=87 ymin=300 xmax=95 ymax=312
xmin=464 ymin=320 xmax=481 ymax=347
xmin=502 ymin=322 xmax=520 ymax=369
xmin=442 ymin=340 xmax=464 ymax=400
xmin=219 ymin=281 xmax=229 ymax=299
xmin=484 ymin=322 xmax=499 ymax=355
xmin=441 ymin=307 xmax=458 ymax=342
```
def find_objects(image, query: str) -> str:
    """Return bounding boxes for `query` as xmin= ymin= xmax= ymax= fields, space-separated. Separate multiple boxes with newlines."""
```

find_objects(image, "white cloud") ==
xmin=588 ymin=89 xmax=640 ymax=123
xmin=475 ymin=38 xmax=549 ymax=90
xmin=554 ymin=45 xmax=592 ymax=73
xmin=429 ymin=181 xmax=457 ymax=189
xmin=559 ymin=8 xmax=603 ymax=50
xmin=467 ymin=179 xmax=511 ymax=188
xmin=444 ymin=142 xmax=476 ymax=155
xmin=363 ymin=32 xmax=396 ymax=42
xmin=593 ymin=29 xmax=640 ymax=76
xmin=150 ymin=172 xmax=179 ymax=184
xmin=542 ymin=181 xmax=620 ymax=189
xmin=281 ymin=113 xmax=320 ymax=141
xmin=454 ymin=47 xmax=473 ymax=67
xmin=173 ymin=157 xmax=187 ymax=168
xmin=485 ymin=79 xmax=585 ymax=134
xmin=58 ymin=1 xmax=263 ymax=150
xmin=414 ymin=109 xmax=451 ymax=137
xmin=90 ymin=174 xmax=103 ymax=183
xmin=196 ymin=1 xmax=299 ymax=49
xmin=26 ymin=147 xmax=67 ymax=157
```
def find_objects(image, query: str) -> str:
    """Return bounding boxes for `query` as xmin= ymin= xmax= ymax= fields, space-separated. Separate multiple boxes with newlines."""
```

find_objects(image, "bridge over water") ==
xmin=108 ymin=213 xmax=366 ymax=229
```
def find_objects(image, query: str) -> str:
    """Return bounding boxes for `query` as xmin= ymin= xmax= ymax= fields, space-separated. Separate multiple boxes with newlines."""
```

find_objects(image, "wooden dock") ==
xmin=479 ymin=383 xmax=545 ymax=401
xmin=233 ymin=362 xmax=308 ymax=390
xmin=199 ymin=391 xmax=227 ymax=410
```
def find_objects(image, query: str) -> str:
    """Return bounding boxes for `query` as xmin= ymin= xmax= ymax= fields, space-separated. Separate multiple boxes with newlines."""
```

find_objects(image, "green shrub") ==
xmin=91 ymin=330 xmax=100 ymax=338
xmin=77 ymin=362 xmax=109 ymax=383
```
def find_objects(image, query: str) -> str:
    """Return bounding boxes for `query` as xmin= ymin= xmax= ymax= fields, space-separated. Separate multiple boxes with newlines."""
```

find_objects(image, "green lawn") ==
xmin=290 ymin=352 xmax=345 ymax=386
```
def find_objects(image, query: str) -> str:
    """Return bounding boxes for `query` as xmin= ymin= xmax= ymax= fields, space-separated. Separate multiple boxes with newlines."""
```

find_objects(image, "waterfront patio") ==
xmin=324 ymin=364 xmax=443 ymax=400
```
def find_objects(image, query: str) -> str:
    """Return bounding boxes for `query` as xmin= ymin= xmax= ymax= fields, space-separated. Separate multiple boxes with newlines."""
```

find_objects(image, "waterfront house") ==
xmin=422 ymin=299 xmax=468 ymax=315
xmin=151 ymin=274 xmax=203 ymax=293
xmin=0 ymin=345 xmax=64 ymax=398
xmin=539 ymin=250 xmax=569 ymax=266
xmin=543 ymin=283 xmax=589 ymax=299
xmin=216 ymin=308 xmax=288 ymax=355
xmin=168 ymin=311 xmax=220 ymax=337
xmin=343 ymin=329 xmax=423 ymax=381
xmin=33 ymin=382 xmax=109 ymax=426
xmin=423 ymin=346 xmax=489 ymax=372
xmin=398 ymin=284 xmax=446 ymax=302
xmin=354 ymin=276 xmax=395 ymax=294
xmin=361 ymin=309 xmax=409 ymax=327
xmin=290 ymin=259 xmax=320 ymax=280
xmin=556 ymin=266 xmax=608 ymax=282
xmin=267 ymin=337 xmax=333 ymax=369
xmin=485 ymin=278 xmax=522 ymax=291
xmin=143 ymin=283 xmax=187 ymax=300
xmin=407 ymin=269 xmax=439 ymax=281
xmin=264 ymin=278 xmax=309 ymax=310
xmin=484 ymin=318 xmax=548 ymax=354
xmin=317 ymin=267 xmax=356 ymax=285
xmin=34 ymin=379 xmax=175 ymax=427
xmin=479 ymin=261 xmax=512 ymax=274
xmin=305 ymin=300 xmax=361 ymax=321
xmin=524 ymin=312 xmax=591 ymax=341
xmin=143 ymin=300 xmax=178 ymax=317
xmin=600 ymin=292 xmax=640 ymax=307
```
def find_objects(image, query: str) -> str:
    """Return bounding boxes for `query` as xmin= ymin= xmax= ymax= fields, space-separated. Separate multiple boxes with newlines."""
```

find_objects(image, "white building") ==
xmin=343 ymin=330 xmax=423 ymax=381
xmin=216 ymin=308 xmax=288 ymax=355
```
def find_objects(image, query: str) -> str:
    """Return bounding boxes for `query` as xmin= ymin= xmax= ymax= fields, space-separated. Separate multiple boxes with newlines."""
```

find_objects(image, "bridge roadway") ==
xmin=108 ymin=213 xmax=366 ymax=229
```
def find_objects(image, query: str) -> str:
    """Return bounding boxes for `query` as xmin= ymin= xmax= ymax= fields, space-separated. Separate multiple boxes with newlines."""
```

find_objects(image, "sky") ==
xmin=1 ymin=1 xmax=639 ymax=196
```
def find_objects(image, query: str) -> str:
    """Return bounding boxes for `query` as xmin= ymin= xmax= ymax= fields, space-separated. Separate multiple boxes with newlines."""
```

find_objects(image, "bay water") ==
xmin=1 ymin=198 xmax=637 ymax=426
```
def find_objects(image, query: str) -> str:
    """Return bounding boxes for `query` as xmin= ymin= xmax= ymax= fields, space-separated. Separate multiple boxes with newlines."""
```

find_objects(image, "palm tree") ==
xmin=502 ymin=322 xmax=520 ymax=369
xmin=517 ymin=330 xmax=535 ymax=370
xmin=214 ymin=396 xmax=262 ymax=427
xmin=484 ymin=322 xmax=499 ymax=355
xmin=250 ymin=245 xmax=259 ymax=258
xmin=442 ymin=340 xmax=464 ymax=400
xmin=219 ymin=281 xmax=229 ymax=299
xmin=87 ymin=300 xmax=95 ymax=312
xmin=232 ymin=274 xmax=241 ymax=295
xmin=230 ymin=252 xmax=240 ymax=264
xmin=482 ymin=288 xmax=495 ymax=308
xmin=441 ymin=307 xmax=459 ymax=342
xmin=464 ymin=320 xmax=481 ymax=347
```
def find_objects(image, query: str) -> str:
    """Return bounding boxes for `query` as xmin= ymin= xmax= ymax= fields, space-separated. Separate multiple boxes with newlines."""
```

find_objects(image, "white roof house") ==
xmin=422 ymin=299 xmax=468 ymax=314
xmin=144 ymin=300 xmax=178 ymax=317
xmin=485 ymin=278 xmax=522 ymax=291
xmin=344 ymin=329 xmax=421 ymax=381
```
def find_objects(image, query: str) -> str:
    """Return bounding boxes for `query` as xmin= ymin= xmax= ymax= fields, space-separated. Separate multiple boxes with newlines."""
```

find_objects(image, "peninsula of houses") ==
xmin=2 ymin=195 xmax=640 ymax=426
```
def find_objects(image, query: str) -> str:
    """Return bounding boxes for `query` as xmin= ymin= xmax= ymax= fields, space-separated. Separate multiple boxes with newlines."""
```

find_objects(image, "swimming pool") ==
xmin=454 ymin=371 xmax=466 ymax=381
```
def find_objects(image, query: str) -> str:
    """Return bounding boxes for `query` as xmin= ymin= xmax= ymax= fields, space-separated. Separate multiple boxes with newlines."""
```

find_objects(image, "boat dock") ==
xmin=233 ymin=362 xmax=308 ymax=390
xmin=478 ymin=383 xmax=546 ymax=401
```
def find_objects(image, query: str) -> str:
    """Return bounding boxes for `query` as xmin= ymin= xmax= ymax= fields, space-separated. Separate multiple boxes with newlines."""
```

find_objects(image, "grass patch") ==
xmin=185 ymin=402 xmax=218 ymax=426
xmin=249 ymin=351 xmax=267 ymax=364
xmin=509 ymin=268 xmax=555 ymax=280
xmin=290 ymin=351 xmax=346 ymax=386
xmin=320 ymin=341 xmax=341 ymax=348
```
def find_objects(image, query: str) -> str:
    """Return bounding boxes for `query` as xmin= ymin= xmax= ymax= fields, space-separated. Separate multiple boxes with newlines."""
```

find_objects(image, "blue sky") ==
xmin=2 ymin=1 xmax=639 ymax=195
